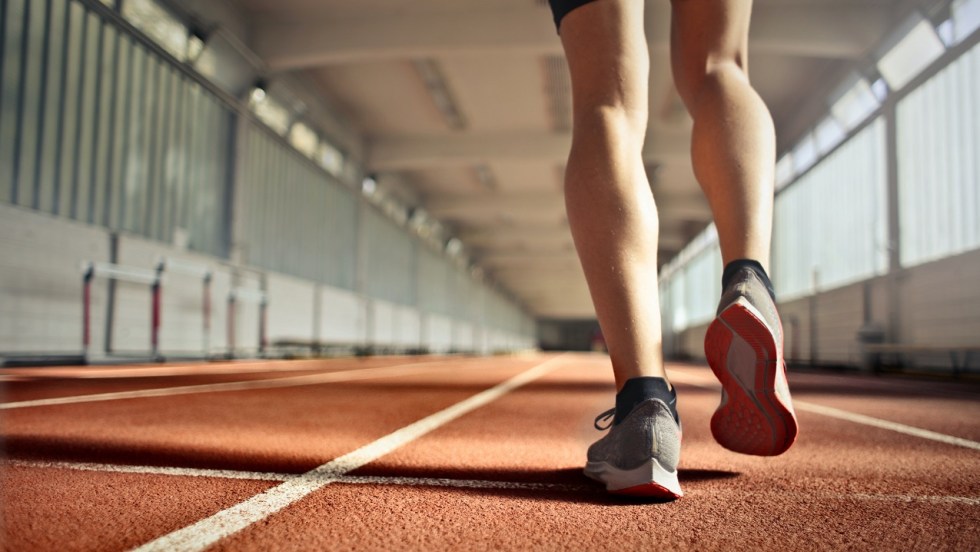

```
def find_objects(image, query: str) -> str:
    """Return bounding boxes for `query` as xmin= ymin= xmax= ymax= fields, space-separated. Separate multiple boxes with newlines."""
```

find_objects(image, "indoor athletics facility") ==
xmin=1 ymin=0 xmax=979 ymax=549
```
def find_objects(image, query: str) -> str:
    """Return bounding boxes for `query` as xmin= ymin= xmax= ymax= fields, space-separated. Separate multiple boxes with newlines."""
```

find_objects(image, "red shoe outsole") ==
xmin=705 ymin=302 xmax=799 ymax=456
xmin=612 ymin=483 xmax=682 ymax=499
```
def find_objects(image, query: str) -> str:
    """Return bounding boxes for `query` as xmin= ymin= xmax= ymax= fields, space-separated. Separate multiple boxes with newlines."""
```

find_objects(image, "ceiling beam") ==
xmin=747 ymin=4 xmax=891 ymax=59
xmin=254 ymin=8 xmax=559 ymax=71
xmin=369 ymin=132 xmax=569 ymax=171
xmin=426 ymin=193 xmax=563 ymax=218
xmin=367 ymin=131 xmax=689 ymax=171
xmin=457 ymin=224 xmax=570 ymax=243
xmin=479 ymin=251 xmax=582 ymax=268
xmin=252 ymin=4 xmax=886 ymax=72
xmin=465 ymin=232 xmax=574 ymax=250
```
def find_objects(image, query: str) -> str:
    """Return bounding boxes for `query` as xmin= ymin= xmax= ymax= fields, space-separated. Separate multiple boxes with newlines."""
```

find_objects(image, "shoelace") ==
xmin=593 ymin=408 xmax=615 ymax=430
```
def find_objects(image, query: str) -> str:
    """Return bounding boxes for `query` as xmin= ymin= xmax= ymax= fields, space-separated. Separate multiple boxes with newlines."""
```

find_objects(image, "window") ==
xmin=249 ymin=90 xmax=291 ymax=135
xmin=121 ymin=0 xmax=187 ymax=61
xmin=288 ymin=122 xmax=318 ymax=158
xmin=791 ymin=134 xmax=818 ymax=174
xmin=953 ymin=0 xmax=980 ymax=42
xmin=877 ymin=17 xmax=946 ymax=91
xmin=317 ymin=141 xmax=344 ymax=176
xmin=830 ymin=77 xmax=879 ymax=131
xmin=775 ymin=155 xmax=795 ymax=190
xmin=814 ymin=116 xmax=846 ymax=155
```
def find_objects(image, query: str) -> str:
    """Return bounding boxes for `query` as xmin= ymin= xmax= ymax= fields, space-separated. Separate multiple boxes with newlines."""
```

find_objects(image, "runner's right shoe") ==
xmin=704 ymin=266 xmax=799 ymax=456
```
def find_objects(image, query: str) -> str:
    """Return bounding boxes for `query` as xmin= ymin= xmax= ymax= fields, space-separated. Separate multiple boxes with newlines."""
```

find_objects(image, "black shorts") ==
xmin=548 ymin=0 xmax=599 ymax=31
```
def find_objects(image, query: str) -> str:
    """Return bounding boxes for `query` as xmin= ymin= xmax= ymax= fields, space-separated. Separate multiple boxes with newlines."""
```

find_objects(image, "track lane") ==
xmin=668 ymin=365 xmax=980 ymax=445
xmin=0 ymin=465 xmax=276 ymax=552
xmin=131 ymin=356 xmax=567 ymax=552
xmin=0 ymin=356 xmax=460 ymax=404
xmin=0 ymin=358 xmax=541 ymax=473
xmin=1 ymin=355 xmax=978 ymax=551
xmin=212 ymin=357 xmax=980 ymax=551
xmin=0 ymin=356 xmax=554 ymax=550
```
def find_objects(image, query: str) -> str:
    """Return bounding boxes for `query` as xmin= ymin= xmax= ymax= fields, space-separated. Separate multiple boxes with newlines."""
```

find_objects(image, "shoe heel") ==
xmin=706 ymin=302 xmax=798 ymax=456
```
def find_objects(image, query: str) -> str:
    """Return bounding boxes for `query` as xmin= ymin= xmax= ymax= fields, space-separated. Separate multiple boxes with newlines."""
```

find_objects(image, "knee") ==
xmin=673 ymin=59 xmax=748 ymax=113
xmin=572 ymin=102 xmax=648 ymax=145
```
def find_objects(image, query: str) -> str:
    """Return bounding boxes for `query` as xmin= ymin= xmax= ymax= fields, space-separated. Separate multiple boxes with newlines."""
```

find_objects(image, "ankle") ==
xmin=722 ymin=259 xmax=775 ymax=300
xmin=615 ymin=377 xmax=678 ymax=425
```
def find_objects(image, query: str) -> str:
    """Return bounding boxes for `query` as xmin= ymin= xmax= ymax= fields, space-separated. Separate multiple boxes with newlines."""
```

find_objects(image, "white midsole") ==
xmin=584 ymin=457 xmax=683 ymax=496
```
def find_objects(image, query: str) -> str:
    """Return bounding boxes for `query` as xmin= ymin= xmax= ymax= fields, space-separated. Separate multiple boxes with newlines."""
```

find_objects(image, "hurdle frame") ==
xmin=157 ymin=258 xmax=214 ymax=358
xmin=82 ymin=261 xmax=162 ymax=361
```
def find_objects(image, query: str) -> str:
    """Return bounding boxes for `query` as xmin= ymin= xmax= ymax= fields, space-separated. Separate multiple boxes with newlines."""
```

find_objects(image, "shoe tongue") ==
xmin=614 ymin=377 xmax=677 ymax=425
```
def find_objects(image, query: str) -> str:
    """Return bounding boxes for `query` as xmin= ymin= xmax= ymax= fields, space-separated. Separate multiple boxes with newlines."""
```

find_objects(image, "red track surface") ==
xmin=1 ymin=353 xmax=978 ymax=551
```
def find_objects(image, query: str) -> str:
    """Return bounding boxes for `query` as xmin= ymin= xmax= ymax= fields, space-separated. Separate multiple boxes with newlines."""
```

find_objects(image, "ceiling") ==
xmin=206 ymin=0 xmax=918 ymax=319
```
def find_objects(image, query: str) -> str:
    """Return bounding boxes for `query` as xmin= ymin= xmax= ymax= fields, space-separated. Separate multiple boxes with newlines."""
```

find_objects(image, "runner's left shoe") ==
xmin=584 ymin=398 xmax=683 ymax=499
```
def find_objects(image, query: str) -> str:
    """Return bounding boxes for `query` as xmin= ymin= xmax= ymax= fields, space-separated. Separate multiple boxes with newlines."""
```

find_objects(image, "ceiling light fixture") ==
xmin=413 ymin=59 xmax=467 ymax=131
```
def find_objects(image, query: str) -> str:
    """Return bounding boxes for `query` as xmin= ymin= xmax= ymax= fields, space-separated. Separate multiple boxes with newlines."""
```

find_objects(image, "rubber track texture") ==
xmin=705 ymin=301 xmax=799 ymax=456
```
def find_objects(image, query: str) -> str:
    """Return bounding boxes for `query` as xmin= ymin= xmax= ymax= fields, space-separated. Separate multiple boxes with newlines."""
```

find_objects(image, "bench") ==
xmin=861 ymin=343 xmax=980 ymax=377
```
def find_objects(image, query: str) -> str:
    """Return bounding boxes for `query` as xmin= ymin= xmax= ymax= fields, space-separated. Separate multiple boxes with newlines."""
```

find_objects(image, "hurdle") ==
xmin=227 ymin=286 xmax=268 ymax=357
xmin=158 ymin=258 xmax=213 ymax=357
xmin=82 ymin=261 xmax=162 ymax=361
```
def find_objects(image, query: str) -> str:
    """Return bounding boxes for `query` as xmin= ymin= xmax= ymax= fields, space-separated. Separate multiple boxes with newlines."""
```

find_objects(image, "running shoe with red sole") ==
xmin=704 ymin=268 xmax=799 ymax=456
xmin=584 ymin=399 xmax=683 ymax=499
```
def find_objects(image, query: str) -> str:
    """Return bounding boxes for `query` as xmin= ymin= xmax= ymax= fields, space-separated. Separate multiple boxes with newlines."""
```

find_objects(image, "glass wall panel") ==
xmin=418 ymin=246 xmax=451 ymax=316
xmin=239 ymin=125 xmax=358 ymax=289
xmin=37 ymin=0 xmax=68 ymax=214
xmin=72 ymin=11 xmax=100 ymax=223
xmin=682 ymin=244 xmax=722 ymax=327
xmin=106 ymin=33 xmax=132 ymax=230
xmin=0 ymin=0 xmax=530 ymax=340
xmin=0 ymin=0 xmax=28 ymax=203
xmin=897 ymin=43 xmax=980 ymax=266
xmin=364 ymin=206 xmax=416 ymax=306
xmin=772 ymin=119 xmax=887 ymax=300
xmin=55 ymin=1 xmax=83 ymax=219
xmin=12 ymin=0 xmax=48 ymax=208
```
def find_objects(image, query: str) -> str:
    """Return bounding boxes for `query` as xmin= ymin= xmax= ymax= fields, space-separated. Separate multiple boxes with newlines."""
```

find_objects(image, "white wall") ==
xmin=0 ymin=204 xmax=534 ymax=361
xmin=424 ymin=314 xmax=454 ymax=353
xmin=669 ymin=248 xmax=980 ymax=370
xmin=318 ymin=285 xmax=367 ymax=345
xmin=0 ymin=204 xmax=109 ymax=353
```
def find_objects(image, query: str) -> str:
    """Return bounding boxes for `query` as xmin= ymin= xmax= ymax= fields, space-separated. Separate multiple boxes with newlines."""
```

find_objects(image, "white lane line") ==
xmin=130 ymin=355 xmax=567 ymax=552
xmin=704 ymin=490 xmax=980 ymax=506
xmin=841 ymin=493 xmax=980 ymax=506
xmin=666 ymin=370 xmax=980 ymax=452
xmin=8 ymin=459 xmax=978 ymax=506
xmin=0 ymin=359 xmax=465 ymax=410
xmin=792 ymin=400 xmax=980 ymax=451
xmin=4 ymin=460 xmax=290 ymax=482
xmin=2 ymin=459 xmax=591 ymax=492
xmin=0 ymin=360 xmax=361 ymax=380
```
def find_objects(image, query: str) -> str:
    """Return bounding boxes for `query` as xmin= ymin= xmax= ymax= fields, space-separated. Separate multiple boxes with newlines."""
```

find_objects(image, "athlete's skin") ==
xmin=559 ymin=0 xmax=777 ymax=390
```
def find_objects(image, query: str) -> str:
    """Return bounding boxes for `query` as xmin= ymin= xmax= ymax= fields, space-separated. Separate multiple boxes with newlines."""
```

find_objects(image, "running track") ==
xmin=1 ymin=353 xmax=978 ymax=551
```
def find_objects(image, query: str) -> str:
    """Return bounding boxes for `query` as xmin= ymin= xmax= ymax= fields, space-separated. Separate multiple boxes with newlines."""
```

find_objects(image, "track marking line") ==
xmin=0 ymin=359 xmax=471 ymax=410
xmin=4 ymin=460 xmax=290 ymax=482
xmin=790 ymin=400 xmax=980 ymax=452
xmin=666 ymin=370 xmax=980 ymax=452
xmin=693 ymin=490 xmax=980 ymax=506
xmin=128 ymin=355 xmax=568 ymax=552
xmin=2 ymin=459 xmax=592 ymax=492
xmin=7 ymin=459 xmax=978 ymax=506
xmin=0 ymin=360 xmax=387 ymax=380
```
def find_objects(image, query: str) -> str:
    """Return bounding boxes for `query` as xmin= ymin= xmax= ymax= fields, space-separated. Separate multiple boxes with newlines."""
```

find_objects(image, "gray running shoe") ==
xmin=584 ymin=399 xmax=683 ymax=498
xmin=705 ymin=266 xmax=799 ymax=456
